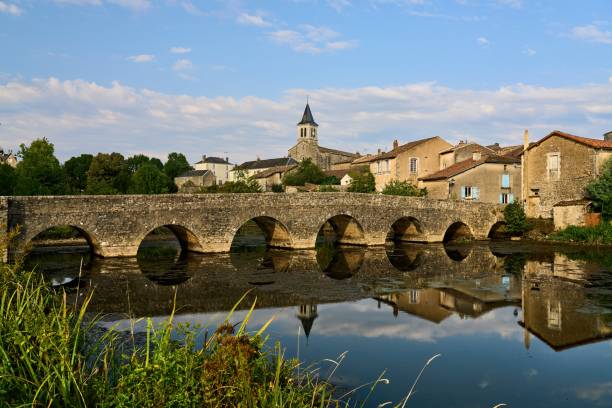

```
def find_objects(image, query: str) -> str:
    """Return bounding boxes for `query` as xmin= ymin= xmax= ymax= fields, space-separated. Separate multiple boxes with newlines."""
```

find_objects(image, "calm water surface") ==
xmin=26 ymin=234 xmax=612 ymax=408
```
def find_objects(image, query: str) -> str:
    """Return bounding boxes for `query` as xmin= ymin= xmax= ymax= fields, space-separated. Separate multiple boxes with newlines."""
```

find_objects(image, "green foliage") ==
xmin=86 ymin=153 xmax=130 ymax=195
xmin=549 ymin=222 xmax=612 ymax=245
xmin=282 ymin=159 xmax=325 ymax=186
xmin=63 ymin=154 xmax=93 ymax=193
xmin=0 ymin=163 xmax=16 ymax=195
xmin=503 ymin=202 xmax=530 ymax=235
xmin=382 ymin=180 xmax=427 ymax=197
xmin=321 ymin=175 xmax=341 ymax=185
xmin=271 ymin=183 xmax=284 ymax=193
xmin=586 ymin=158 xmax=612 ymax=220
xmin=163 ymin=152 xmax=192 ymax=180
xmin=129 ymin=163 xmax=170 ymax=194
xmin=318 ymin=184 xmax=339 ymax=192
xmin=14 ymin=138 xmax=66 ymax=195
xmin=219 ymin=179 xmax=262 ymax=193
xmin=347 ymin=171 xmax=376 ymax=193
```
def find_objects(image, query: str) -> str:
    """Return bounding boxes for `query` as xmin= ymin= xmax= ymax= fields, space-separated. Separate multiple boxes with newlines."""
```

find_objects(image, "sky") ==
xmin=1 ymin=0 xmax=612 ymax=164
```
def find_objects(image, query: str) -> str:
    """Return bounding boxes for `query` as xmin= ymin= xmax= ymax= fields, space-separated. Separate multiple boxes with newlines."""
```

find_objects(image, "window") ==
xmin=547 ymin=153 xmax=560 ymax=181
xmin=409 ymin=290 xmax=421 ymax=304
xmin=409 ymin=157 xmax=418 ymax=174
xmin=501 ymin=174 xmax=510 ymax=188
xmin=376 ymin=161 xmax=382 ymax=174
xmin=500 ymin=193 xmax=514 ymax=204
xmin=311 ymin=128 xmax=316 ymax=138
xmin=385 ymin=159 xmax=390 ymax=173
xmin=547 ymin=300 xmax=562 ymax=330
xmin=461 ymin=186 xmax=479 ymax=200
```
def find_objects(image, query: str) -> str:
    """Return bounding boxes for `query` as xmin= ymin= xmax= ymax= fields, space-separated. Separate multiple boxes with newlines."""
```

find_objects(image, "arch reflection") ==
xmin=316 ymin=245 xmax=365 ymax=280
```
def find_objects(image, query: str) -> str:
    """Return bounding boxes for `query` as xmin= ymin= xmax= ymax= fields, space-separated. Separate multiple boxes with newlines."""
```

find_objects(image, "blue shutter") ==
xmin=509 ymin=193 xmax=514 ymax=204
xmin=502 ymin=174 xmax=510 ymax=188
xmin=461 ymin=186 xmax=466 ymax=199
xmin=499 ymin=194 xmax=504 ymax=204
xmin=473 ymin=187 xmax=480 ymax=200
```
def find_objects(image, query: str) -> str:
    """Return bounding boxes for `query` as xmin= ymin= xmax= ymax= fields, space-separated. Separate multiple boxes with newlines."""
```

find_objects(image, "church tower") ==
xmin=296 ymin=103 xmax=318 ymax=144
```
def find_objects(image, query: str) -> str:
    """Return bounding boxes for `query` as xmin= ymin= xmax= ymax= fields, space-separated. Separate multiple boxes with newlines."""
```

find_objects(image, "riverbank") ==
xmin=546 ymin=223 xmax=612 ymax=246
xmin=0 ymin=262 xmax=345 ymax=407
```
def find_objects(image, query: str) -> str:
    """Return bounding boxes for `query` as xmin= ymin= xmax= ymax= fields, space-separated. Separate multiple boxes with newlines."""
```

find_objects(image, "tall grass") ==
xmin=548 ymin=222 xmax=612 ymax=245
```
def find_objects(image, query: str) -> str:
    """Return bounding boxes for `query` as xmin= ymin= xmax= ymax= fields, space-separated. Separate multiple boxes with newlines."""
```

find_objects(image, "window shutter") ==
xmin=473 ymin=187 xmax=480 ymax=200
xmin=509 ymin=193 xmax=514 ymax=204
xmin=461 ymin=187 xmax=466 ymax=199
xmin=499 ymin=194 xmax=504 ymax=204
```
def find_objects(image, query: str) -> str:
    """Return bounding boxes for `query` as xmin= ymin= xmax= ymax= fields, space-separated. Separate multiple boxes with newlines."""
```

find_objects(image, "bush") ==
xmin=348 ymin=171 xmax=376 ymax=193
xmin=549 ymin=223 xmax=612 ymax=245
xmin=271 ymin=183 xmax=284 ymax=193
xmin=382 ymin=180 xmax=427 ymax=197
xmin=503 ymin=202 xmax=530 ymax=236
xmin=586 ymin=158 xmax=612 ymax=220
xmin=318 ymin=184 xmax=339 ymax=192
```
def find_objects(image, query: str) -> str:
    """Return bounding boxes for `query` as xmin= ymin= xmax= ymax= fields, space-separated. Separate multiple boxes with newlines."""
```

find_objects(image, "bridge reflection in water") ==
xmin=25 ymin=238 xmax=612 ymax=355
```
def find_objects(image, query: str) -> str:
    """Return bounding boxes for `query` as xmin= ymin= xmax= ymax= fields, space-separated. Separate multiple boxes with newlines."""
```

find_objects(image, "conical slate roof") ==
xmin=297 ymin=103 xmax=318 ymax=126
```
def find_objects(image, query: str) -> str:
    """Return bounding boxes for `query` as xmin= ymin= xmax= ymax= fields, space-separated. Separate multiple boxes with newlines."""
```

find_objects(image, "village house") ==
xmin=0 ymin=147 xmax=17 ymax=168
xmin=231 ymin=157 xmax=298 ymax=181
xmin=252 ymin=164 xmax=297 ymax=191
xmin=352 ymin=136 xmax=453 ymax=192
xmin=288 ymin=103 xmax=360 ymax=170
xmin=419 ymin=152 xmax=521 ymax=204
xmin=522 ymin=130 xmax=612 ymax=219
xmin=438 ymin=142 xmax=497 ymax=169
xmin=174 ymin=169 xmax=216 ymax=192
xmin=194 ymin=156 xmax=234 ymax=185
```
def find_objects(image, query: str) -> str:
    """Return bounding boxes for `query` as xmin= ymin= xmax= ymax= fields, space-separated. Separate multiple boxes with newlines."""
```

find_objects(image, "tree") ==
xmin=382 ymin=180 xmax=427 ymax=197
xmin=63 ymin=154 xmax=93 ymax=193
xmin=347 ymin=171 xmax=376 ymax=193
xmin=586 ymin=158 xmax=612 ymax=220
xmin=218 ymin=170 xmax=262 ymax=193
xmin=14 ymin=138 xmax=65 ymax=195
xmin=129 ymin=163 xmax=170 ymax=194
xmin=503 ymin=202 xmax=530 ymax=236
xmin=163 ymin=152 xmax=192 ymax=180
xmin=86 ymin=153 xmax=130 ymax=195
xmin=0 ymin=163 xmax=16 ymax=195
xmin=282 ymin=159 xmax=326 ymax=186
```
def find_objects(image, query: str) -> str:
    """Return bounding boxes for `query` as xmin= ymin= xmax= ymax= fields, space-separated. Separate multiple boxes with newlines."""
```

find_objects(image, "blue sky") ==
xmin=1 ymin=0 xmax=612 ymax=163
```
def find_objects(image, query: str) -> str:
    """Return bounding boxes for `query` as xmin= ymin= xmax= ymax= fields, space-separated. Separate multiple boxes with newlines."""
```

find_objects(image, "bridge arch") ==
xmin=137 ymin=224 xmax=204 ymax=253
xmin=488 ymin=221 xmax=509 ymax=239
xmin=316 ymin=214 xmax=366 ymax=246
xmin=387 ymin=216 xmax=426 ymax=242
xmin=26 ymin=224 xmax=101 ymax=256
xmin=231 ymin=216 xmax=293 ymax=250
xmin=442 ymin=221 xmax=474 ymax=243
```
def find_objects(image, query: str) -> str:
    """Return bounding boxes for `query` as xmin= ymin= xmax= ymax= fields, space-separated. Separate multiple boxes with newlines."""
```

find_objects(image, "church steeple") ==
xmin=297 ymin=103 xmax=318 ymax=142
xmin=297 ymin=304 xmax=318 ymax=340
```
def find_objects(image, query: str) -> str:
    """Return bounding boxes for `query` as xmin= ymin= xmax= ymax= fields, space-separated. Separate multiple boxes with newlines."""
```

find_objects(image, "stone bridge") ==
xmin=1 ymin=193 xmax=506 ymax=260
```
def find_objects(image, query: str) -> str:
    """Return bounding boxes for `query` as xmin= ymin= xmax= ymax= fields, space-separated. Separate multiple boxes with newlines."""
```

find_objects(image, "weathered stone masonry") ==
xmin=3 ymin=193 xmax=504 ymax=260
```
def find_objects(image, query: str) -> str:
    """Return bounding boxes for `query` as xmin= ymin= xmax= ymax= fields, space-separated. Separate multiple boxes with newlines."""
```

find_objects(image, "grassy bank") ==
xmin=548 ymin=222 xmax=612 ymax=245
xmin=0 ymin=263 xmax=342 ymax=407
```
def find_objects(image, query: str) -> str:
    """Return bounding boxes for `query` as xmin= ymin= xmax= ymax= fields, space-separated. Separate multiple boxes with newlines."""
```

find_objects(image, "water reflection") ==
xmin=24 ymin=239 xmax=612 ymax=407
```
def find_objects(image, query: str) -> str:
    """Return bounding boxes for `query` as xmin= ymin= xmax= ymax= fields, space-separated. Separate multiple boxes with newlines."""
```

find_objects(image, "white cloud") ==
xmin=0 ymin=1 xmax=22 ymax=15
xmin=237 ymin=12 xmax=272 ymax=27
xmin=170 ymin=47 xmax=191 ymax=54
xmin=172 ymin=59 xmax=193 ymax=71
xmin=128 ymin=54 xmax=155 ymax=63
xmin=523 ymin=47 xmax=536 ymax=56
xmin=477 ymin=37 xmax=491 ymax=47
xmin=269 ymin=25 xmax=357 ymax=54
xmin=327 ymin=0 xmax=352 ymax=12
xmin=1 ymin=78 xmax=611 ymax=163
xmin=571 ymin=24 xmax=612 ymax=45
xmin=54 ymin=0 xmax=150 ymax=10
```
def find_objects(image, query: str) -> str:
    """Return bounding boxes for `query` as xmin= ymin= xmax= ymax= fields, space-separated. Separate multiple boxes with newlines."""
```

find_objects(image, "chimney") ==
xmin=225 ymin=156 xmax=229 ymax=163
xmin=604 ymin=131 xmax=612 ymax=141
xmin=377 ymin=148 xmax=382 ymax=155
xmin=256 ymin=155 xmax=260 ymax=161
xmin=393 ymin=139 xmax=399 ymax=149
xmin=472 ymin=152 xmax=481 ymax=161
xmin=202 ymin=155 xmax=206 ymax=161
xmin=523 ymin=129 xmax=529 ymax=150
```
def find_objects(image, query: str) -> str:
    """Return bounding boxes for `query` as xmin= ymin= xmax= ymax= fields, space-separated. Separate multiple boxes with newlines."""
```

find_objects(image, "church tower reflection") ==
xmin=297 ymin=304 xmax=319 ymax=341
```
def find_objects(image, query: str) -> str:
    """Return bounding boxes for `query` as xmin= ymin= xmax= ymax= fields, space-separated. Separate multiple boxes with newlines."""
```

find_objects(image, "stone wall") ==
xmin=4 ymin=193 xmax=504 ymax=259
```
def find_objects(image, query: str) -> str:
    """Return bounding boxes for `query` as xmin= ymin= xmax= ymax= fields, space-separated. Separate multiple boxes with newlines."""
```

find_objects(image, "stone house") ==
xmin=438 ymin=142 xmax=497 ymax=169
xmin=288 ymin=104 xmax=359 ymax=170
xmin=522 ymin=130 xmax=612 ymax=219
xmin=352 ymin=136 xmax=453 ymax=192
xmin=194 ymin=156 xmax=234 ymax=185
xmin=0 ymin=148 xmax=17 ymax=168
xmin=231 ymin=157 xmax=298 ymax=180
xmin=419 ymin=153 xmax=521 ymax=204
xmin=252 ymin=164 xmax=297 ymax=191
xmin=175 ymin=169 xmax=216 ymax=192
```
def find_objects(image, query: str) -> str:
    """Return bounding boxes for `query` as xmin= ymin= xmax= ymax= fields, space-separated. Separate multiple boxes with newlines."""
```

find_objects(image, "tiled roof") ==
xmin=419 ymin=155 xmax=519 ymax=181
xmin=352 ymin=136 xmax=440 ymax=164
xmin=318 ymin=146 xmax=359 ymax=157
xmin=324 ymin=169 xmax=351 ymax=179
xmin=527 ymin=130 xmax=612 ymax=151
xmin=234 ymin=157 xmax=298 ymax=171
xmin=176 ymin=169 xmax=211 ymax=178
xmin=439 ymin=142 xmax=496 ymax=156
xmin=252 ymin=164 xmax=298 ymax=179
xmin=196 ymin=156 xmax=230 ymax=164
